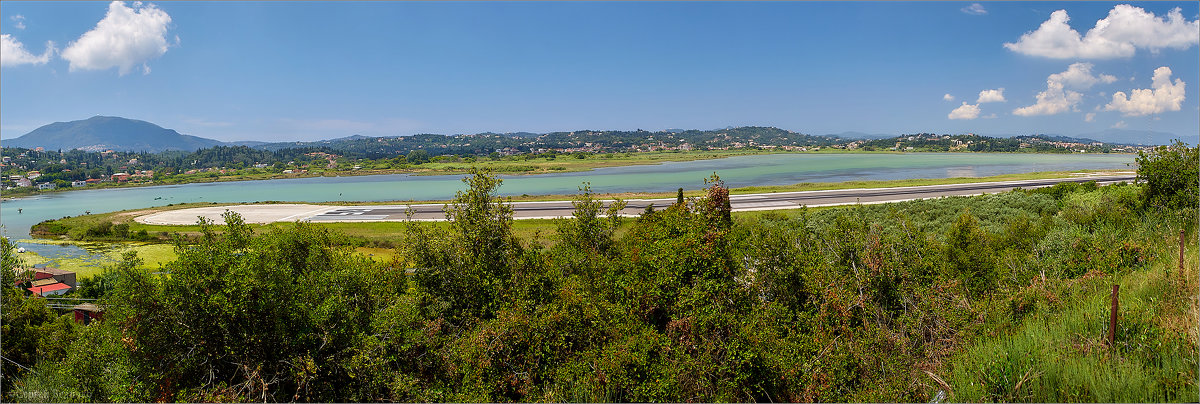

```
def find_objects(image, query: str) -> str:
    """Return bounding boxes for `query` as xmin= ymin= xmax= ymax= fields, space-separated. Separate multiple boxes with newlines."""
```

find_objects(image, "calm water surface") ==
xmin=2 ymin=153 xmax=1135 ymax=255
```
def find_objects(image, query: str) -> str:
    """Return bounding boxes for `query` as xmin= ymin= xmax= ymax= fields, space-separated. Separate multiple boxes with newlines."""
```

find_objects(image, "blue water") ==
xmin=1 ymin=152 xmax=1135 ymax=257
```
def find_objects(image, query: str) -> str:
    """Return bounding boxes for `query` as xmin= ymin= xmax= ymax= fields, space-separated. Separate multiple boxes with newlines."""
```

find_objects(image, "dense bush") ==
xmin=1136 ymin=140 xmax=1199 ymax=213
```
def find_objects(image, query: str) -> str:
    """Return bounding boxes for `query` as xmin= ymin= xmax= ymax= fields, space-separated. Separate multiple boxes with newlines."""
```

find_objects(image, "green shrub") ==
xmin=1137 ymin=141 xmax=1198 ymax=212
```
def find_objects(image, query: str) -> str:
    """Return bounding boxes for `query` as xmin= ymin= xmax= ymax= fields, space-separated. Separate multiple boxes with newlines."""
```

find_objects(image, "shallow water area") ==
xmin=0 ymin=152 xmax=1135 ymax=263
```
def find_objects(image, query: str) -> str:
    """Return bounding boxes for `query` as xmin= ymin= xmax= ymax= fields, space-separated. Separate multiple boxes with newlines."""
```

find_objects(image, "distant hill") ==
xmin=319 ymin=134 xmax=377 ymax=143
xmin=247 ymin=126 xmax=840 ymax=158
xmin=4 ymin=116 xmax=225 ymax=152
xmin=224 ymin=140 xmax=271 ymax=147
xmin=827 ymin=131 xmax=895 ymax=140
xmin=1025 ymin=134 xmax=1102 ymax=144
xmin=1074 ymin=129 xmax=1191 ymax=146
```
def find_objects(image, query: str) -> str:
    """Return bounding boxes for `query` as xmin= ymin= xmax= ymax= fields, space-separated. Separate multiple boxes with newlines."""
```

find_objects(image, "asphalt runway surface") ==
xmin=304 ymin=174 xmax=1135 ymax=221
xmin=137 ymin=174 xmax=1134 ymax=225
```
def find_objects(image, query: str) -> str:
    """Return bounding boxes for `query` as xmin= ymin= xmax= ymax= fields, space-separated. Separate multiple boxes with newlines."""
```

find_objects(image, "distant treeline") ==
xmin=2 ymin=127 xmax=1141 ymax=190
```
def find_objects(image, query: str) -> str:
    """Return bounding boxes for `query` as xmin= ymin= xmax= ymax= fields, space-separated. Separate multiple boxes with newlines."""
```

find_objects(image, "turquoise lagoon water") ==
xmin=1 ymin=153 xmax=1135 ymax=255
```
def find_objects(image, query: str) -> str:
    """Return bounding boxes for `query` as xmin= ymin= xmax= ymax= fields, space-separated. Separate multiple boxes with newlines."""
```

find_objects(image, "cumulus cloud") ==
xmin=962 ymin=3 xmax=987 ymax=15
xmin=1049 ymin=62 xmax=1117 ymax=89
xmin=1112 ymin=120 xmax=1128 ymax=128
xmin=1085 ymin=112 xmax=1096 ymax=122
xmin=1104 ymin=66 xmax=1186 ymax=116
xmin=1013 ymin=63 xmax=1116 ymax=117
xmin=948 ymin=102 xmax=981 ymax=120
xmin=1013 ymin=81 xmax=1082 ymax=116
xmin=1004 ymin=5 xmax=1199 ymax=59
xmin=977 ymin=88 xmax=1006 ymax=103
xmin=943 ymin=93 xmax=955 ymax=101
xmin=11 ymin=15 xmax=26 ymax=30
xmin=1 ymin=34 xmax=55 ymax=67
xmin=61 ymin=1 xmax=174 ymax=75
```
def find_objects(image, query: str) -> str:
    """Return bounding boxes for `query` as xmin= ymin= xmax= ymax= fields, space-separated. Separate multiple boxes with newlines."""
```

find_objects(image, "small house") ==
xmin=28 ymin=282 xmax=71 ymax=296
xmin=14 ymin=267 xmax=77 ymax=288
xmin=73 ymin=303 xmax=105 ymax=325
xmin=37 ymin=182 xmax=56 ymax=190
xmin=35 ymin=267 xmax=77 ymax=287
xmin=72 ymin=180 xmax=88 ymax=188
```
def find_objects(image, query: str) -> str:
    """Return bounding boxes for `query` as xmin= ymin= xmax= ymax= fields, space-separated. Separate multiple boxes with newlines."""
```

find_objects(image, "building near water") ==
xmin=13 ymin=267 xmax=77 ymax=296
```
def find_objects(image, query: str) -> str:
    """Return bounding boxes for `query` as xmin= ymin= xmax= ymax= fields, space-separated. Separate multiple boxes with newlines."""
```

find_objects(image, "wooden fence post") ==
xmin=1180 ymin=229 xmax=1186 ymax=274
xmin=1107 ymin=284 xmax=1119 ymax=348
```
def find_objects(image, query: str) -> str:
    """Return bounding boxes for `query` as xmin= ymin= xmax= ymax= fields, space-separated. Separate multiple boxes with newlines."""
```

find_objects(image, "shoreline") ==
xmin=1 ymin=149 xmax=1136 ymax=202
xmin=26 ymin=169 xmax=1136 ymax=238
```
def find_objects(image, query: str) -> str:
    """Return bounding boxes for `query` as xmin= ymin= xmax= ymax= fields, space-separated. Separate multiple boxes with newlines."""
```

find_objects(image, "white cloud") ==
xmin=977 ymin=88 xmax=1006 ymax=103
xmin=1085 ymin=112 xmax=1096 ymax=122
xmin=948 ymin=102 xmax=981 ymax=120
xmin=1 ymin=34 xmax=54 ymax=67
xmin=1013 ymin=63 xmax=1114 ymax=117
xmin=1004 ymin=5 xmax=1200 ymax=59
xmin=1112 ymin=120 xmax=1128 ymax=128
xmin=962 ymin=3 xmax=987 ymax=15
xmin=61 ymin=1 xmax=174 ymax=75
xmin=1048 ymin=62 xmax=1117 ymax=89
xmin=1104 ymin=66 xmax=1186 ymax=116
xmin=943 ymin=93 xmax=955 ymax=101
xmin=11 ymin=15 xmax=26 ymax=30
xmin=983 ymin=113 xmax=998 ymax=119
xmin=1013 ymin=81 xmax=1082 ymax=116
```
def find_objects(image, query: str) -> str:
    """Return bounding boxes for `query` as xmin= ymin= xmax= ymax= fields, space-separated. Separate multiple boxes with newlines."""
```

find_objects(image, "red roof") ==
xmin=28 ymin=282 xmax=71 ymax=296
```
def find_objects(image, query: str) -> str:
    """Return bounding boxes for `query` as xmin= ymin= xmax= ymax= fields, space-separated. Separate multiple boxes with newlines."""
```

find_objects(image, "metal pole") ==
xmin=1108 ymin=284 xmax=1119 ymax=347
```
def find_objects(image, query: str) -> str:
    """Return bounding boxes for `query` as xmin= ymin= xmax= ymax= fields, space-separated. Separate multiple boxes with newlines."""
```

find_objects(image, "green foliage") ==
xmin=1136 ymin=140 xmax=1198 ymax=213
xmin=406 ymin=149 xmax=430 ymax=164
xmin=944 ymin=211 xmax=998 ymax=296
xmin=8 ymin=175 xmax=1195 ymax=403
xmin=86 ymin=221 xmax=114 ymax=238
xmin=556 ymin=182 xmax=625 ymax=256
xmin=1 ymin=238 xmax=78 ymax=401
xmin=89 ymin=213 xmax=400 ymax=402
xmin=408 ymin=169 xmax=525 ymax=325
xmin=1028 ymin=179 xmax=1099 ymax=200
xmin=941 ymin=260 xmax=1197 ymax=402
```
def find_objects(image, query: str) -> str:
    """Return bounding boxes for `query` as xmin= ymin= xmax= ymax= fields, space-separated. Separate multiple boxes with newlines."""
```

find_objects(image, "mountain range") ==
xmin=1 ymin=116 xmax=1190 ymax=153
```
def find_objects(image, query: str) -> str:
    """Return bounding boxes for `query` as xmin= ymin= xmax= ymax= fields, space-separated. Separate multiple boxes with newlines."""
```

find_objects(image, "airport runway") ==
xmin=136 ymin=174 xmax=1135 ymax=225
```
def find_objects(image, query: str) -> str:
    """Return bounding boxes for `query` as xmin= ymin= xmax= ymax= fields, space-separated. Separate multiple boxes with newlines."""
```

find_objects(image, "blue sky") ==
xmin=2 ymin=2 xmax=1197 ymax=142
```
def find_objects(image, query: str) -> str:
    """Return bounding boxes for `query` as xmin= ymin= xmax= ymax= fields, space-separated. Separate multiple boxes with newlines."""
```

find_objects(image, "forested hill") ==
xmin=4 ymin=116 xmax=224 ymax=153
xmin=247 ymin=128 xmax=1147 ymax=158
xmin=251 ymin=126 xmax=837 ymax=158
xmin=6 ymin=115 xmax=1173 ymax=158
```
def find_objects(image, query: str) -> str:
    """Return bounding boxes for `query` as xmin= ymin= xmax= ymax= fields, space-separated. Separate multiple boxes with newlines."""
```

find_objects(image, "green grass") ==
xmin=14 ymin=241 xmax=177 ymax=279
xmin=934 ymin=239 xmax=1198 ymax=402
